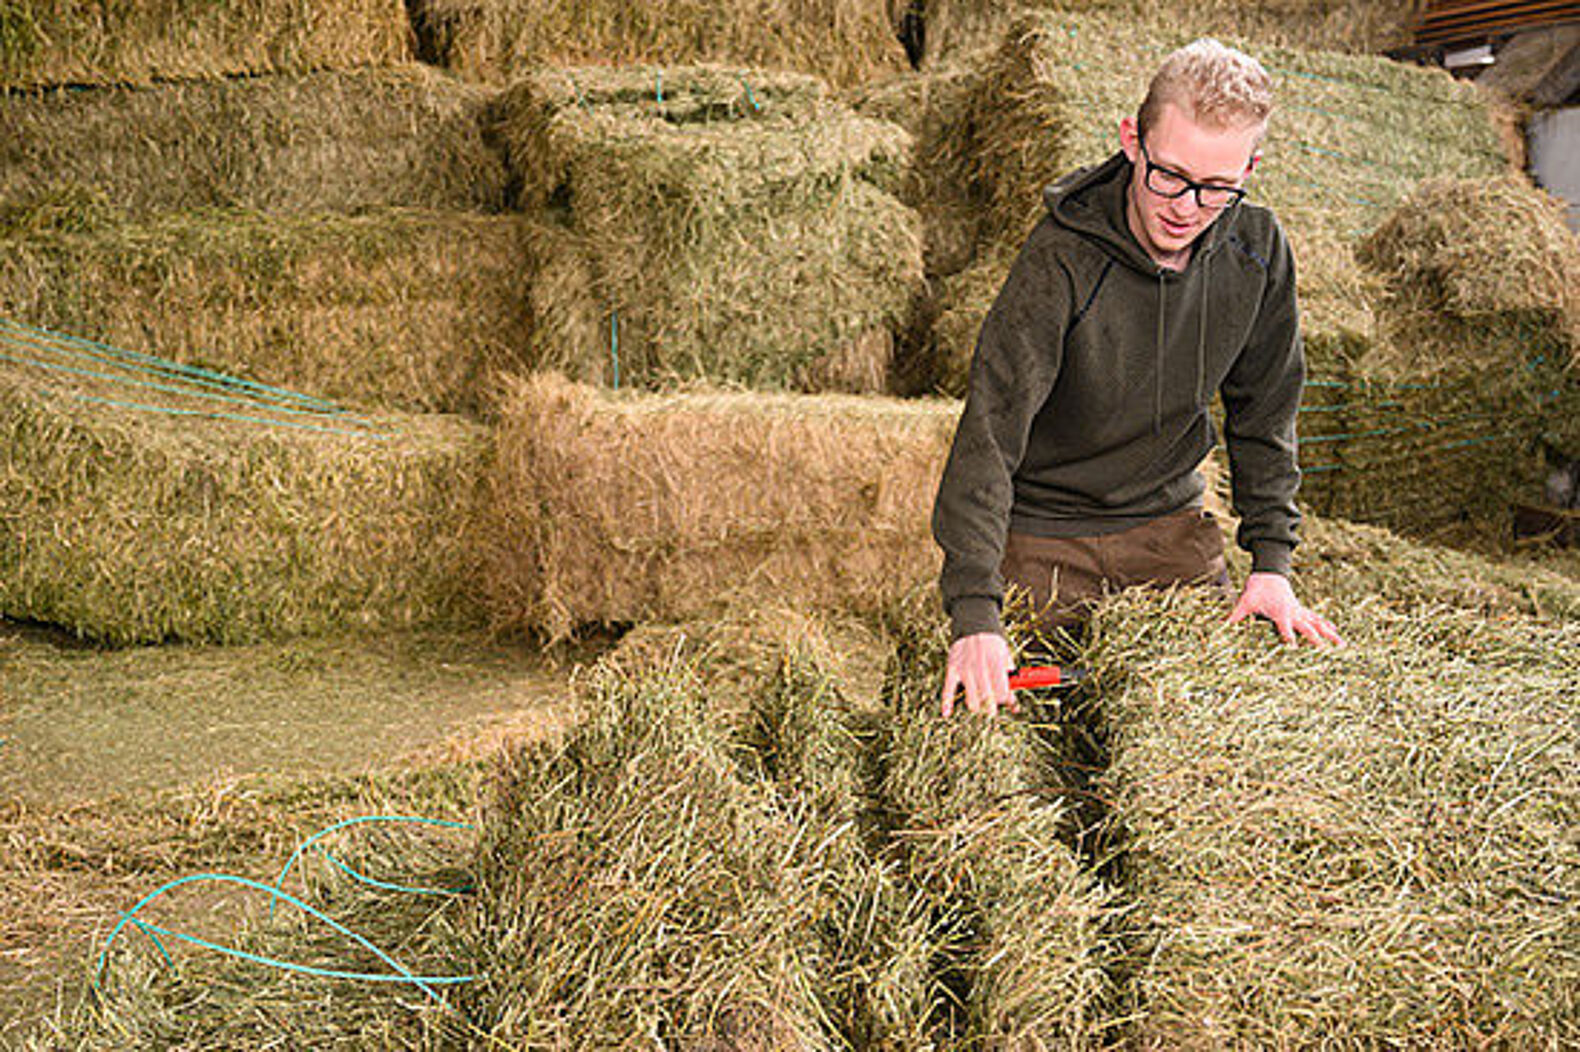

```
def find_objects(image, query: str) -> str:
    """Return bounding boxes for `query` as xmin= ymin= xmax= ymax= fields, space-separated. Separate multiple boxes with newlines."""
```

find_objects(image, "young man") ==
xmin=933 ymin=39 xmax=1343 ymax=717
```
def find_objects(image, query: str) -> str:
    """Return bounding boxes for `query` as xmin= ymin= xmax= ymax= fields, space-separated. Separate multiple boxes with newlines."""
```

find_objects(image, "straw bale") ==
xmin=1076 ymin=517 xmax=1579 ymax=1047
xmin=408 ymin=0 xmax=907 ymax=88
xmin=501 ymin=66 xmax=923 ymax=393
xmin=0 ymin=208 xmax=531 ymax=414
xmin=0 ymin=0 xmax=411 ymax=89
xmin=0 ymin=67 xmax=508 ymax=215
xmin=461 ymin=660 xmax=838 ymax=1047
xmin=0 ymin=351 xmax=488 ymax=646
xmin=474 ymin=373 xmax=958 ymax=641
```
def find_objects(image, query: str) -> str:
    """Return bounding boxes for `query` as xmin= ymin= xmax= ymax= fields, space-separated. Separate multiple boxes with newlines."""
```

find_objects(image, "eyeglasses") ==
xmin=1137 ymin=138 xmax=1248 ymax=211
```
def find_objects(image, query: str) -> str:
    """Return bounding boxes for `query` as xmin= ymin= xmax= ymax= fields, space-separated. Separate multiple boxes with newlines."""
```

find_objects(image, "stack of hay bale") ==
xmin=0 ymin=1 xmax=521 ymax=644
xmin=861 ymin=6 xmax=1578 ymax=542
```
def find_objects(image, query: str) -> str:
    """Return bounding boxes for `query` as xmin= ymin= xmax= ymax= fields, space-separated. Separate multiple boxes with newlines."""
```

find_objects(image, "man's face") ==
xmin=1118 ymin=103 xmax=1261 ymax=267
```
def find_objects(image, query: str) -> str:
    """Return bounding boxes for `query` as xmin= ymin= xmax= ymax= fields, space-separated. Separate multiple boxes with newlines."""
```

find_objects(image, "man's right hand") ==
xmin=941 ymin=632 xmax=1016 ymax=717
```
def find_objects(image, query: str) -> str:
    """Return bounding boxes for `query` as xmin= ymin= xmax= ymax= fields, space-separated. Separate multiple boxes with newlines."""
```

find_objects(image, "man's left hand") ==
xmin=1228 ymin=572 xmax=1345 ymax=647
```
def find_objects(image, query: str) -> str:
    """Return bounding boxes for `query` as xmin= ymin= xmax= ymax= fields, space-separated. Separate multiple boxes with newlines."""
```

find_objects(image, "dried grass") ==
xmin=0 ymin=66 xmax=508 ymax=215
xmin=0 ymin=208 xmax=532 ymax=413
xmin=0 ymin=349 xmax=488 ymax=645
xmin=499 ymin=66 xmax=923 ymax=392
xmin=1075 ymin=514 xmax=1578 ymax=1046
xmin=473 ymin=373 xmax=958 ymax=641
xmin=0 ymin=0 xmax=411 ymax=88
xmin=408 ymin=0 xmax=907 ymax=87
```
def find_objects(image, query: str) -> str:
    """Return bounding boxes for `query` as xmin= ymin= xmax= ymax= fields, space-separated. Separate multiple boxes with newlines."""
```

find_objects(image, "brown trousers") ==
xmin=1001 ymin=506 xmax=1231 ymax=638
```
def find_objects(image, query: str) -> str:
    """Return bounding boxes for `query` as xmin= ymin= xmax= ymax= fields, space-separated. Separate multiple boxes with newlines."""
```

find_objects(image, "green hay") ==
xmin=0 ymin=66 xmax=508 ymax=215
xmin=0 ymin=208 xmax=532 ymax=414
xmin=456 ymin=659 xmax=834 ymax=1047
xmin=0 ymin=0 xmax=411 ymax=89
xmin=1073 ymin=515 xmax=1579 ymax=1047
xmin=911 ymin=0 xmax=1422 ymax=69
xmin=475 ymin=373 xmax=958 ymax=641
xmin=409 ymin=0 xmax=908 ymax=88
xmin=500 ymin=66 xmax=923 ymax=392
xmin=0 ymin=354 xmax=489 ymax=646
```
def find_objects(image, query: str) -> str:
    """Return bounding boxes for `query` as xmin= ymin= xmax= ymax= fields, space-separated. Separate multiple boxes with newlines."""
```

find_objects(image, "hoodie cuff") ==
xmin=948 ymin=596 xmax=1003 ymax=641
xmin=1249 ymin=540 xmax=1294 ymax=576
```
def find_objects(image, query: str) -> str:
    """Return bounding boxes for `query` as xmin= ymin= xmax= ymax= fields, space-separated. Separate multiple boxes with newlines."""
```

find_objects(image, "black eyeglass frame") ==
xmin=1136 ymin=138 xmax=1249 ymax=211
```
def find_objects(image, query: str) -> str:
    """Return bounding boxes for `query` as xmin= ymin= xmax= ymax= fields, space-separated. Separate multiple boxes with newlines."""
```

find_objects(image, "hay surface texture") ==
xmin=409 ymin=0 xmax=906 ymax=87
xmin=459 ymin=657 xmax=834 ymax=1047
xmin=0 ymin=67 xmax=507 ymax=215
xmin=0 ymin=209 xmax=531 ymax=414
xmin=0 ymin=341 xmax=487 ymax=645
xmin=1075 ymin=516 xmax=1578 ymax=1046
xmin=477 ymin=373 xmax=957 ymax=640
xmin=501 ymin=66 xmax=923 ymax=392
xmin=0 ymin=0 xmax=411 ymax=88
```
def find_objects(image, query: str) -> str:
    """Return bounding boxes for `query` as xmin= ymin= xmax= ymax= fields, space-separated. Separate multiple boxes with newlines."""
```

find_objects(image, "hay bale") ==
xmin=461 ymin=658 xmax=840 ymax=1047
xmin=499 ymin=66 xmax=923 ymax=393
xmin=408 ymin=0 xmax=906 ymax=87
xmin=0 ymin=66 xmax=508 ymax=215
xmin=0 ymin=208 xmax=531 ymax=414
xmin=910 ymin=1 xmax=1421 ymax=69
xmin=474 ymin=373 xmax=957 ymax=640
xmin=1297 ymin=177 xmax=1580 ymax=536
xmin=1357 ymin=175 xmax=1580 ymax=374
xmin=0 ymin=0 xmax=411 ymax=89
xmin=0 ymin=345 xmax=487 ymax=645
xmin=1076 ymin=517 xmax=1579 ymax=1046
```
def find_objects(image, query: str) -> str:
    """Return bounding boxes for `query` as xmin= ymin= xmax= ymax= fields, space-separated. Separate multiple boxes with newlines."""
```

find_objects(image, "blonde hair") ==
xmin=1138 ymin=38 xmax=1272 ymax=136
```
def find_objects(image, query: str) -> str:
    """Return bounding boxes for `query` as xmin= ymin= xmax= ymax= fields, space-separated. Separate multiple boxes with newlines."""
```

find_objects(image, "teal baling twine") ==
xmin=96 ymin=873 xmax=474 ymax=1007
xmin=737 ymin=73 xmax=760 ymax=112
xmin=271 ymin=814 xmax=475 ymax=916
xmin=610 ymin=309 xmax=621 ymax=389
xmin=99 ymin=816 xmax=478 ymax=1007
xmin=1 ymin=317 xmax=390 ymax=438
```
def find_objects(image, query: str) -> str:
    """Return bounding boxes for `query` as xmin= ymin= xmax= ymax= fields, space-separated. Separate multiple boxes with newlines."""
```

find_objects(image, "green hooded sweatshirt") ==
xmin=932 ymin=151 xmax=1305 ymax=639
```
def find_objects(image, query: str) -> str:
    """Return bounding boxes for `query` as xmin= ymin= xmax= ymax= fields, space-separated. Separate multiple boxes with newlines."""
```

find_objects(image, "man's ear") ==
xmin=1246 ymin=150 xmax=1262 ymax=176
xmin=1119 ymin=115 xmax=1140 ymax=162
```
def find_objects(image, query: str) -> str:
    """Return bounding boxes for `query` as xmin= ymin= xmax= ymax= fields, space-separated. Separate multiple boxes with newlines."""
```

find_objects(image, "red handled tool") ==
xmin=1007 ymin=665 xmax=1086 ymax=691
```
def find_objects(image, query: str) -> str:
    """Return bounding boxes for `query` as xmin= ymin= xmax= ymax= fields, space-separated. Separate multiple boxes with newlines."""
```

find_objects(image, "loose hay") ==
xmin=475 ymin=373 xmax=958 ymax=640
xmin=1075 ymin=516 xmax=1579 ymax=1047
xmin=0 ymin=208 xmax=532 ymax=414
xmin=0 ymin=66 xmax=508 ymax=215
xmin=408 ymin=0 xmax=907 ymax=88
xmin=0 ymin=0 xmax=411 ymax=88
xmin=499 ymin=66 xmax=923 ymax=392
xmin=0 ymin=350 xmax=488 ymax=646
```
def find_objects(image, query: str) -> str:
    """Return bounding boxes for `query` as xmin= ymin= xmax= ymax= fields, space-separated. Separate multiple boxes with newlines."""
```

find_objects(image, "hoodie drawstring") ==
xmin=1154 ymin=273 xmax=1166 ymax=435
xmin=1197 ymin=254 xmax=1209 ymax=411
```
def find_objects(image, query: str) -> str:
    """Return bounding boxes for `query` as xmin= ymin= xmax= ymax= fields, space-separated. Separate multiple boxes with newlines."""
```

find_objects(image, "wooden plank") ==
xmin=1416 ymin=1 xmax=1580 ymax=47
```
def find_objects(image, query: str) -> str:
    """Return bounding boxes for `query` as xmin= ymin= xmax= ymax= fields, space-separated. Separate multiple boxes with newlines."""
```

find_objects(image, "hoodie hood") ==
xmin=1042 ymin=151 xmax=1241 ymax=432
xmin=1042 ymin=150 xmax=1240 ymax=277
